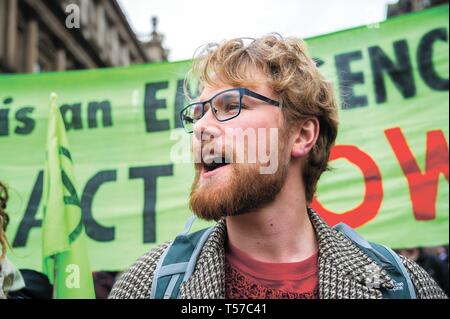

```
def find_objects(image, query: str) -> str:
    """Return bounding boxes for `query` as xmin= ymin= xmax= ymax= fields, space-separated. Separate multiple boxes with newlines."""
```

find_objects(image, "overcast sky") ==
xmin=118 ymin=0 xmax=398 ymax=62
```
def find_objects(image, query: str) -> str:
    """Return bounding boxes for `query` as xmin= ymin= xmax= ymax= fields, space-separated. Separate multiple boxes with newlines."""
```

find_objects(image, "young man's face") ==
xmin=189 ymin=70 xmax=293 ymax=220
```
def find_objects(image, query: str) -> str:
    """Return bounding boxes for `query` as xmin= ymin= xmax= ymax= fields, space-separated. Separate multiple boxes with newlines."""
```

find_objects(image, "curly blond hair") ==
xmin=187 ymin=34 xmax=339 ymax=203
xmin=0 ymin=181 xmax=10 ymax=261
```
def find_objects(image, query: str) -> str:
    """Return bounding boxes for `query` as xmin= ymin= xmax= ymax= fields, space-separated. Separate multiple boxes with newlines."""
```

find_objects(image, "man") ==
xmin=109 ymin=35 xmax=447 ymax=299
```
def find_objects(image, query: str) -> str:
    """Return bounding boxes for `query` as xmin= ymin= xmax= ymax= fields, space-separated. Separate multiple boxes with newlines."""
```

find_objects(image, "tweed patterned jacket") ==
xmin=109 ymin=207 xmax=447 ymax=299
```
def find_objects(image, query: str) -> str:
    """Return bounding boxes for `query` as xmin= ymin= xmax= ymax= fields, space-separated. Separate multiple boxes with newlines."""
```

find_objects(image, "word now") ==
xmin=312 ymin=127 xmax=448 ymax=228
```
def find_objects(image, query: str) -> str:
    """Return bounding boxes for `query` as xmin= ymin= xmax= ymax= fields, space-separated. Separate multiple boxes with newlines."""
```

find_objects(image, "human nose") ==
xmin=193 ymin=103 xmax=221 ymax=141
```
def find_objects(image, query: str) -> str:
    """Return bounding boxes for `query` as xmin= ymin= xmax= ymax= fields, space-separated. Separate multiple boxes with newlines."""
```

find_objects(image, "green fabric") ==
xmin=41 ymin=94 xmax=95 ymax=298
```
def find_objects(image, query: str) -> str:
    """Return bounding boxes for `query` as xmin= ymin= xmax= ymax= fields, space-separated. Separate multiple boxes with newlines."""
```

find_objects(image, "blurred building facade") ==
xmin=141 ymin=16 xmax=169 ymax=62
xmin=388 ymin=0 xmax=448 ymax=17
xmin=0 ymin=0 xmax=168 ymax=74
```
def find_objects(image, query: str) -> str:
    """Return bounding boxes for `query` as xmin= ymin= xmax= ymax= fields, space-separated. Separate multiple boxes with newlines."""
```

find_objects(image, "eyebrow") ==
xmin=240 ymin=94 xmax=258 ymax=106
xmin=197 ymin=90 xmax=232 ymax=104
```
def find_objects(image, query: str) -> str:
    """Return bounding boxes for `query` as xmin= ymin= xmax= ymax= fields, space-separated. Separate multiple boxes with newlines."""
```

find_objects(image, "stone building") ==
xmin=0 ymin=0 xmax=168 ymax=73
xmin=387 ymin=0 xmax=448 ymax=17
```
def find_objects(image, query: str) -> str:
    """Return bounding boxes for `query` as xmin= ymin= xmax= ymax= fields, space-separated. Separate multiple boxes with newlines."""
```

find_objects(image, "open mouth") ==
xmin=202 ymin=156 xmax=231 ymax=173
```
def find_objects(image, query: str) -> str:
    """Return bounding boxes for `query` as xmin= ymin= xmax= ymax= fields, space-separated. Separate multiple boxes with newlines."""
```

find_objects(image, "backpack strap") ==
xmin=333 ymin=223 xmax=417 ymax=299
xmin=149 ymin=216 xmax=214 ymax=299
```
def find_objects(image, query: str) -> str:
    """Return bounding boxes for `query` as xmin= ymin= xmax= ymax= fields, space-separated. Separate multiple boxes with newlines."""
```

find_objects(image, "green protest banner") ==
xmin=0 ymin=5 xmax=448 ymax=272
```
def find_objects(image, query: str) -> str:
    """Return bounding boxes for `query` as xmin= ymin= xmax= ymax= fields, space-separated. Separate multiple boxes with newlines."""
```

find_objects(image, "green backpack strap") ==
xmin=149 ymin=215 xmax=214 ymax=299
xmin=333 ymin=223 xmax=417 ymax=299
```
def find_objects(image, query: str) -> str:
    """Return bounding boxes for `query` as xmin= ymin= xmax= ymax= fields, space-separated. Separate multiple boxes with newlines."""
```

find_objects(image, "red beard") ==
xmin=189 ymin=158 xmax=289 ymax=221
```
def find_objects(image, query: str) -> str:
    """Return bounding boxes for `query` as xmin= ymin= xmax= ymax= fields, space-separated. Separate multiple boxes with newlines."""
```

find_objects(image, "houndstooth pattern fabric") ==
xmin=399 ymin=254 xmax=448 ymax=299
xmin=109 ymin=241 xmax=170 ymax=299
xmin=179 ymin=221 xmax=227 ymax=299
xmin=109 ymin=207 xmax=448 ymax=299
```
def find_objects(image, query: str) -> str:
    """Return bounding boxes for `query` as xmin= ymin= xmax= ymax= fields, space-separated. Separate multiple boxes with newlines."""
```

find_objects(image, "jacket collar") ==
xmin=180 ymin=207 xmax=394 ymax=299
xmin=307 ymin=208 xmax=395 ymax=298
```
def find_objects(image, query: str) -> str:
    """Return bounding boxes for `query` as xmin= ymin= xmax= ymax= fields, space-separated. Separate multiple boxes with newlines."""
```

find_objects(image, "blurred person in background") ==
xmin=0 ymin=181 xmax=26 ymax=299
xmin=0 ymin=181 xmax=52 ymax=299
xmin=93 ymin=271 xmax=119 ymax=299
xmin=424 ymin=246 xmax=449 ymax=265
xmin=396 ymin=247 xmax=449 ymax=296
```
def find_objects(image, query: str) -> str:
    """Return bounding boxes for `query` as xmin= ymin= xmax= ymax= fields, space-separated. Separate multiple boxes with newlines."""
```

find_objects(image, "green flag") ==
xmin=41 ymin=93 xmax=95 ymax=299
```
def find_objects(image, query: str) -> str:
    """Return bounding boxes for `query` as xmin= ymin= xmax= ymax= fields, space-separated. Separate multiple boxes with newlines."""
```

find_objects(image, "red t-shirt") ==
xmin=225 ymin=241 xmax=319 ymax=299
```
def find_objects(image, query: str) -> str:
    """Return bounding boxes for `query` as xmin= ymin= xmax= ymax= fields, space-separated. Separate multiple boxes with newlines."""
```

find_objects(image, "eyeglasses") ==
xmin=180 ymin=88 xmax=280 ymax=133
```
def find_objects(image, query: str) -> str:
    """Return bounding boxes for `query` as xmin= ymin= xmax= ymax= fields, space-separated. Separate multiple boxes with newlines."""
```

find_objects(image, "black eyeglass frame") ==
xmin=180 ymin=87 xmax=280 ymax=133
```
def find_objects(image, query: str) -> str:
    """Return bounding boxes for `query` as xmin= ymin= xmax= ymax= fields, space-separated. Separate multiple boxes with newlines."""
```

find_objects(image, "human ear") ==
xmin=291 ymin=118 xmax=320 ymax=158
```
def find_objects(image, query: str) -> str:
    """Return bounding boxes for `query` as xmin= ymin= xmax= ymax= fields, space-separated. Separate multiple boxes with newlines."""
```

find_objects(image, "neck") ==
xmin=225 ymin=166 xmax=318 ymax=263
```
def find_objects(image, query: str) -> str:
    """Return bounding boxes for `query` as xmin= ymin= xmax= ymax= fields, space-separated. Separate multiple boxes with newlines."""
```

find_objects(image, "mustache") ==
xmin=193 ymin=143 xmax=234 ymax=164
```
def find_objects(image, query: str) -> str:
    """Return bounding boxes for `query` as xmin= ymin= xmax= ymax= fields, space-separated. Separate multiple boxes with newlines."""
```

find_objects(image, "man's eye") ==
xmin=224 ymin=103 xmax=240 ymax=111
